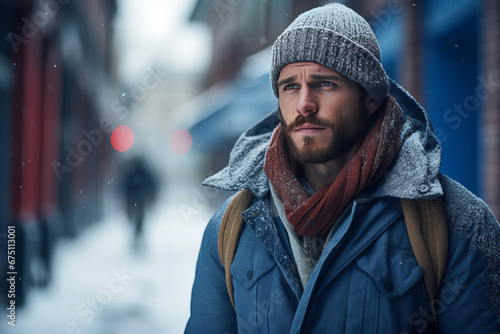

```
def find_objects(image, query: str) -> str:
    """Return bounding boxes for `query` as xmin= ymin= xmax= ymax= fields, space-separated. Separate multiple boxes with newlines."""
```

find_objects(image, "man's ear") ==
xmin=366 ymin=95 xmax=383 ymax=116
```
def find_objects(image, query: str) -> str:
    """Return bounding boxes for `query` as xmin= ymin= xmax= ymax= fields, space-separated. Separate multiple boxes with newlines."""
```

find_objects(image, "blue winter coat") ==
xmin=185 ymin=80 xmax=500 ymax=333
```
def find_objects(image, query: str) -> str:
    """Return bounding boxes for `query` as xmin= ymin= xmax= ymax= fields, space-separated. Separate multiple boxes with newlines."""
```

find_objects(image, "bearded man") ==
xmin=185 ymin=3 xmax=500 ymax=333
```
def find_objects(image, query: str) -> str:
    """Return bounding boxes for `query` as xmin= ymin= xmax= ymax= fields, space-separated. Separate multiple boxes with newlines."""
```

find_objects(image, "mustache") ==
xmin=282 ymin=114 xmax=334 ymax=132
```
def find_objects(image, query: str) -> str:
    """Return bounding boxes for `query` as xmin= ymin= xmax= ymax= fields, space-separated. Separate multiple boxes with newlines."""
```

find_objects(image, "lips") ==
xmin=294 ymin=123 xmax=326 ymax=131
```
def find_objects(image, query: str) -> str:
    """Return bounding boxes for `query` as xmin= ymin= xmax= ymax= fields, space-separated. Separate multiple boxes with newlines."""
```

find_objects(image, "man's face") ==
xmin=277 ymin=62 xmax=379 ymax=164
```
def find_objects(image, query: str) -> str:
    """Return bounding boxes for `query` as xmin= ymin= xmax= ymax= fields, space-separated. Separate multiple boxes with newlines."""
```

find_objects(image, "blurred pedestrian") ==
xmin=186 ymin=3 xmax=500 ymax=333
xmin=122 ymin=156 xmax=159 ymax=252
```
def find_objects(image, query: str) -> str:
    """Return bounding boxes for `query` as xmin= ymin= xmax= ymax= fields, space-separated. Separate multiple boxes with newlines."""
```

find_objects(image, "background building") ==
xmin=1 ymin=0 xmax=118 ymax=307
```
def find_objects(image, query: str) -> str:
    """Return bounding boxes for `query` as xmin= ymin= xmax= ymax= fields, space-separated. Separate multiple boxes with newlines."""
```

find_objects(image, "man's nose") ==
xmin=296 ymin=87 xmax=318 ymax=115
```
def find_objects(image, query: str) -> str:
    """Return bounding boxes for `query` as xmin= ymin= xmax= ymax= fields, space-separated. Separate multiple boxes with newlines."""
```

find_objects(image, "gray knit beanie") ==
xmin=270 ymin=3 xmax=388 ymax=102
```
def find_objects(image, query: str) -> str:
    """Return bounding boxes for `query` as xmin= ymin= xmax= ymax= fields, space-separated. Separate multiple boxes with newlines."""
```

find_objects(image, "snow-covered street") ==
xmin=3 ymin=188 xmax=213 ymax=334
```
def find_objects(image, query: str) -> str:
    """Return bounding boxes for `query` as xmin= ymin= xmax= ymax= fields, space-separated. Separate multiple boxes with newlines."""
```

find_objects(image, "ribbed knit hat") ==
xmin=270 ymin=3 xmax=389 ymax=102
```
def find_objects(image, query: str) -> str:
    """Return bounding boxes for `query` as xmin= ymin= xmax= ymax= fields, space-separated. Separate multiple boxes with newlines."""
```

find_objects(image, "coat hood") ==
xmin=203 ymin=78 xmax=443 ymax=200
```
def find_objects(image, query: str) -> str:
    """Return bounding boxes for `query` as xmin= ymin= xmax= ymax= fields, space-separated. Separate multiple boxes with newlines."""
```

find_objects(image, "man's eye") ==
xmin=319 ymin=81 xmax=335 ymax=87
xmin=283 ymin=83 xmax=299 ymax=91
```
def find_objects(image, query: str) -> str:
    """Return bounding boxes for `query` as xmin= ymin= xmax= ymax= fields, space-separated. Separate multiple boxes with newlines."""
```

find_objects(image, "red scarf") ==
xmin=264 ymin=96 xmax=404 ymax=236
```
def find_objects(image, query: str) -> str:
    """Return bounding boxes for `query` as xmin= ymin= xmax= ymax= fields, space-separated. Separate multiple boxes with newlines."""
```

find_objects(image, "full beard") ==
xmin=279 ymin=112 xmax=368 ymax=165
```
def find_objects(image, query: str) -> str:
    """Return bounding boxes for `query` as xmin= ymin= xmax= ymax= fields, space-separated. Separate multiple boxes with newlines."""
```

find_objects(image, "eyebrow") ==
xmin=277 ymin=76 xmax=296 ymax=87
xmin=277 ymin=74 xmax=344 ymax=87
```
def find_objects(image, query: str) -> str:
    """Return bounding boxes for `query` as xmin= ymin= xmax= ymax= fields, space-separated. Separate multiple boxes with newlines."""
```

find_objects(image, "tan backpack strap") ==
xmin=217 ymin=189 xmax=254 ymax=310
xmin=416 ymin=198 xmax=448 ymax=292
xmin=401 ymin=198 xmax=448 ymax=316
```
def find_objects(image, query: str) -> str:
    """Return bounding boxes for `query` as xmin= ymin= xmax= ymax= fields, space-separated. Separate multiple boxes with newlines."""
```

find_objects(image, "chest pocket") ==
xmin=231 ymin=245 xmax=276 ymax=290
xmin=336 ymin=246 xmax=427 ymax=334
xmin=230 ymin=232 xmax=279 ymax=333
xmin=355 ymin=246 xmax=424 ymax=299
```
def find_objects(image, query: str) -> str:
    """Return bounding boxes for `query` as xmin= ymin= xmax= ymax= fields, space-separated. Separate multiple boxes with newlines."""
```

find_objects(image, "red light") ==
xmin=111 ymin=125 xmax=134 ymax=152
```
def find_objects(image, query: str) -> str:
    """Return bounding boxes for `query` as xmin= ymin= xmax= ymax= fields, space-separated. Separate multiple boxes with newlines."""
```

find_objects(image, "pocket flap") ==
xmin=231 ymin=246 xmax=276 ymax=290
xmin=356 ymin=246 xmax=424 ymax=299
